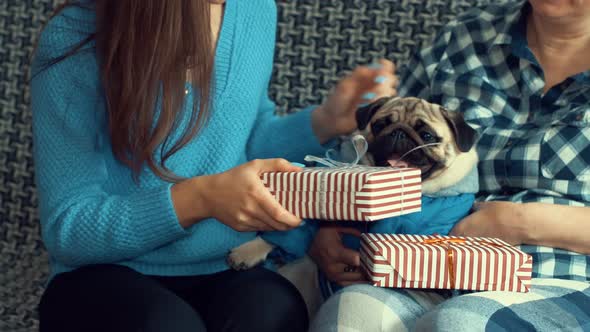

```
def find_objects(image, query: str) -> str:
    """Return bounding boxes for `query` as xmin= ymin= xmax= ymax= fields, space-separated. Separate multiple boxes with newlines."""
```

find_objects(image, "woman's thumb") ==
xmin=257 ymin=158 xmax=303 ymax=173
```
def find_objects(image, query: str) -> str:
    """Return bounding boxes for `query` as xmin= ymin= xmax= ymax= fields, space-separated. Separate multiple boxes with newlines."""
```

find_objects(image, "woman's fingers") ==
xmin=256 ymin=187 xmax=301 ymax=229
xmin=333 ymin=271 xmax=365 ymax=283
xmin=232 ymin=217 xmax=264 ymax=232
xmin=248 ymin=158 xmax=302 ymax=230
xmin=390 ymin=76 xmax=399 ymax=88
xmin=377 ymin=58 xmax=396 ymax=74
xmin=325 ymin=263 xmax=366 ymax=284
xmin=337 ymin=247 xmax=361 ymax=267
xmin=207 ymin=158 xmax=303 ymax=232
xmin=251 ymin=158 xmax=302 ymax=173
xmin=254 ymin=201 xmax=292 ymax=231
xmin=354 ymin=60 xmax=398 ymax=103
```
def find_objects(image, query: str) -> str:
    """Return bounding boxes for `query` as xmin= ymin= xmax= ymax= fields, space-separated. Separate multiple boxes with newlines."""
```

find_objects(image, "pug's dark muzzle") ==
xmin=369 ymin=125 xmax=441 ymax=180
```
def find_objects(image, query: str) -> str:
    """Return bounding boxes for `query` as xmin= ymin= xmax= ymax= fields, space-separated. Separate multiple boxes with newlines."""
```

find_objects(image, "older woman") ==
xmin=309 ymin=0 xmax=590 ymax=330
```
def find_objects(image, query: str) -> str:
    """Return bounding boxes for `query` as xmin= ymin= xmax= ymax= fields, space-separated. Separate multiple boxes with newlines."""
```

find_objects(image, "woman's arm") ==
xmin=450 ymin=201 xmax=590 ymax=254
xmin=521 ymin=203 xmax=590 ymax=254
xmin=248 ymin=71 xmax=397 ymax=163
xmin=246 ymin=94 xmax=328 ymax=163
xmin=32 ymin=25 xmax=191 ymax=266
xmin=246 ymin=7 xmax=396 ymax=161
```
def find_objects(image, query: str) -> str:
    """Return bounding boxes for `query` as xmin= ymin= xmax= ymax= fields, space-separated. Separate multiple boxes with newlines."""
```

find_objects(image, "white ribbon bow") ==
xmin=304 ymin=134 xmax=368 ymax=167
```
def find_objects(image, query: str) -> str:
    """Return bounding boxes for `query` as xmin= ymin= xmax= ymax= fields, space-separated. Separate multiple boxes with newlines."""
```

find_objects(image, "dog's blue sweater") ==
xmin=262 ymin=166 xmax=479 ymax=260
xmin=31 ymin=0 xmax=328 ymax=281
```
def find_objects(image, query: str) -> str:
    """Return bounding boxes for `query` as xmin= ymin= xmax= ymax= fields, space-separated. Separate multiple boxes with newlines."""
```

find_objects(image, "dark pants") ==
xmin=39 ymin=264 xmax=308 ymax=332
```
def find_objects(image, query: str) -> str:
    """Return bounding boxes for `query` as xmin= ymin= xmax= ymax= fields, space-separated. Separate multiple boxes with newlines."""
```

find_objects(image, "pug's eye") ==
xmin=371 ymin=118 xmax=391 ymax=134
xmin=420 ymin=132 xmax=437 ymax=143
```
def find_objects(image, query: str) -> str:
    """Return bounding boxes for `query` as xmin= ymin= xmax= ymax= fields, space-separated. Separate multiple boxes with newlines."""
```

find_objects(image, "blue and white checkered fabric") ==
xmin=397 ymin=1 xmax=590 ymax=282
xmin=311 ymin=278 xmax=590 ymax=331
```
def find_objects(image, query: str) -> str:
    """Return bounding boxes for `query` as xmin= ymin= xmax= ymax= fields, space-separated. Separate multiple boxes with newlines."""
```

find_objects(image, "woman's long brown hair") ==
xmin=38 ymin=0 xmax=214 ymax=181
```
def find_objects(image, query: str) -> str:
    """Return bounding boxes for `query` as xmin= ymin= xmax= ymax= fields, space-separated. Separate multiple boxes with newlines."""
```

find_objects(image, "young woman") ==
xmin=31 ymin=1 xmax=397 ymax=331
xmin=310 ymin=0 xmax=590 ymax=330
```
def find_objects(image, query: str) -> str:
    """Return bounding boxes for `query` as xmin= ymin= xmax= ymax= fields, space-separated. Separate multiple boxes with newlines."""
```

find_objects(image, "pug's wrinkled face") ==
xmin=356 ymin=97 xmax=477 ymax=181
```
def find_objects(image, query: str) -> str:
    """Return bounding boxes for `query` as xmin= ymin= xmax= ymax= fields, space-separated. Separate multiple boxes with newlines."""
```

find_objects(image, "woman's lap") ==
xmin=39 ymin=264 xmax=207 ymax=332
xmin=417 ymin=278 xmax=590 ymax=332
xmin=311 ymin=278 xmax=590 ymax=332
xmin=310 ymin=284 xmax=448 ymax=332
xmin=39 ymin=264 xmax=308 ymax=332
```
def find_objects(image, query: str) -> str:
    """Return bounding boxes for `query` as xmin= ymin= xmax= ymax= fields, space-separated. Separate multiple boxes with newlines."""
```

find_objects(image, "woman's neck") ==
xmin=211 ymin=3 xmax=224 ymax=47
xmin=528 ymin=12 xmax=590 ymax=57
xmin=527 ymin=11 xmax=590 ymax=91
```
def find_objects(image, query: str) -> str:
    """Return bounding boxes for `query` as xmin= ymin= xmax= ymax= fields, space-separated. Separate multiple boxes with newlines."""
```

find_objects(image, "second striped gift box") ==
xmin=260 ymin=166 xmax=421 ymax=222
xmin=360 ymin=233 xmax=533 ymax=292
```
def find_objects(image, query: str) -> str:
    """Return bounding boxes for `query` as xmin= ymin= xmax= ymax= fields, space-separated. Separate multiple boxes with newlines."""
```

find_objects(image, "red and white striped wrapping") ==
xmin=261 ymin=166 xmax=421 ymax=221
xmin=360 ymin=233 xmax=533 ymax=292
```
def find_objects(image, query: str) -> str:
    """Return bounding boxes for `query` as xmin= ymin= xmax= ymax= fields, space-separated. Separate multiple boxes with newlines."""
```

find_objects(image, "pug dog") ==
xmin=355 ymin=96 xmax=478 ymax=194
xmin=227 ymin=96 xmax=479 ymax=270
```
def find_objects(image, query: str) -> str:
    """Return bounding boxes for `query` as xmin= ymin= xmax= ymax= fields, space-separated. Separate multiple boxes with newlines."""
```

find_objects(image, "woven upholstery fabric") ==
xmin=0 ymin=1 xmax=495 ymax=330
xmin=1 ymin=1 xmax=61 ymax=331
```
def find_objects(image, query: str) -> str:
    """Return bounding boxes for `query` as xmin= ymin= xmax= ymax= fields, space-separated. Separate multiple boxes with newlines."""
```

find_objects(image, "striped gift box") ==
xmin=261 ymin=166 xmax=421 ymax=221
xmin=360 ymin=233 xmax=533 ymax=292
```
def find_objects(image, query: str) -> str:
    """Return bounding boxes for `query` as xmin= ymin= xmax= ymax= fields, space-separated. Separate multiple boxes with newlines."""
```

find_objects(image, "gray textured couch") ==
xmin=0 ymin=1 xmax=496 ymax=330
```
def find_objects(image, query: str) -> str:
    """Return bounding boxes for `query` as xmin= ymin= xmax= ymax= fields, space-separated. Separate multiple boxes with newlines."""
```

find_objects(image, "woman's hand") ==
xmin=172 ymin=159 xmax=302 ymax=231
xmin=308 ymin=226 xmax=367 ymax=286
xmin=452 ymin=201 xmax=590 ymax=254
xmin=312 ymin=59 xmax=398 ymax=143
xmin=449 ymin=201 xmax=528 ymax=245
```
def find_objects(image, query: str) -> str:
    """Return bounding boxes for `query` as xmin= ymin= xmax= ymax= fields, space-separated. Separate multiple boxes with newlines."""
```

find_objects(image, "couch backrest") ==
xmin=270 ymin=0 xmax=499 ymax=113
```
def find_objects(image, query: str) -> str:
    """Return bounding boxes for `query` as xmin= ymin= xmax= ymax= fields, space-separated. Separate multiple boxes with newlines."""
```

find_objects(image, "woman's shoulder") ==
xmin=237 ymin=0 xmax=277 ymax=23
xmin=232 ymin=0 xmax=277 ymax=50
xmin=449 ymin=1 xmax=525 ymax=31
xmin=42 ymin=4 xmax=95 ymax=38
xmin=34 ymin=3 xmax=96 ymax=64
xmin=31 ymin=4 xmax=101 ymax=110
xmin=425 ymin=1 xmax=525 ymax=53
xmin=244 ymin=0 xmax=276 ymax=12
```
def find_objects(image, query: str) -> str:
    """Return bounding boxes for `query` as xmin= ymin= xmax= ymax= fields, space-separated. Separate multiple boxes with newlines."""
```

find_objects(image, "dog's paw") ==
xmin=227 ymin=237 xmax=275 ymax=271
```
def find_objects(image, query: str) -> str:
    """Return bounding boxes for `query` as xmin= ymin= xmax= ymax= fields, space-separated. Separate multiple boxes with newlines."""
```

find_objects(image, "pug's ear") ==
xmin=356 ymin=97 xmax=390 ymax=130
xmin=441 ymin=107 xmax=477 ymax=152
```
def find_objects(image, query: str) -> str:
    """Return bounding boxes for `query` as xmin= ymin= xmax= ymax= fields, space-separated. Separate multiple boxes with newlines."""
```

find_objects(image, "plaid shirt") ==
xmin=398 ymin=1 xmax=590 ymax=281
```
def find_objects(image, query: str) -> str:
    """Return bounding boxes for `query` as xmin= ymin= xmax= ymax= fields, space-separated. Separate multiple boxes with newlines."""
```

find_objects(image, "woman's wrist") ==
xmin=506 ymin=202 xmax=534 ymax=245
xmin=311 ymin=106 xmax=336 ymax=144
xmin=311 ymin=106 xmax=354 ymax=144
xmin=514 ymin=202 xmax=568 ymax=247
xmin=513 ymin=202 xmax=535 ymax=245
xmin=171 ymin=176 xmax=212 ymax=228
xmin=516 ymin=202 xmax=590 ymax=253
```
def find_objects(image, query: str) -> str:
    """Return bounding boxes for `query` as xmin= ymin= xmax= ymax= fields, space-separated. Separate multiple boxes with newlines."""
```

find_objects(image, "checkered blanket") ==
xmin=310 ymin=278 xmax=590 ymax=332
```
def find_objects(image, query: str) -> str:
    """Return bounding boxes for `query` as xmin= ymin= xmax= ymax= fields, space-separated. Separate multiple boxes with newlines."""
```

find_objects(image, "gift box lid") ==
xmin=261 ymin=167 xmax=422 ymax=221
xmin=261 ymin=166 xmax=421 ymax=193
xmin=360 ymin=233 xmax=533 ymax=292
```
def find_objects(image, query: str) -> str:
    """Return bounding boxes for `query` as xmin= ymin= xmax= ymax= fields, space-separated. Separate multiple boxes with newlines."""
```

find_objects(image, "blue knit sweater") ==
xmin=31 ymin=0 xmax=327 ymax=280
